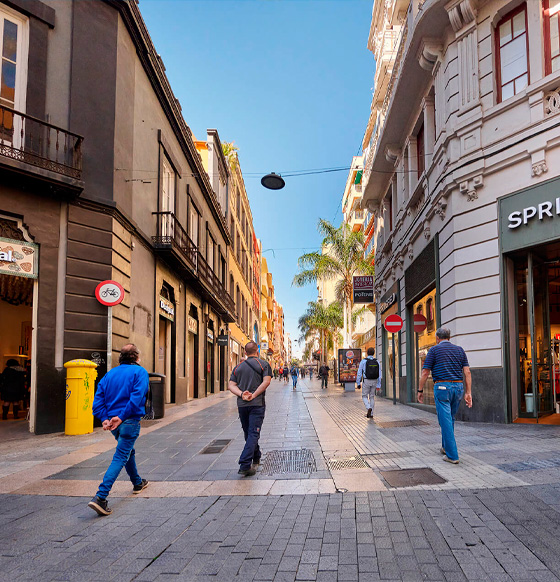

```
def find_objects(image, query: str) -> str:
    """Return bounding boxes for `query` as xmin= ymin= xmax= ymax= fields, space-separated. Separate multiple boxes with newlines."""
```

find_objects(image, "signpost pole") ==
xmin=392 ymin=332 xmax=396 ymax=406
xmin=107 ymin=306 xmax=112 ymax=371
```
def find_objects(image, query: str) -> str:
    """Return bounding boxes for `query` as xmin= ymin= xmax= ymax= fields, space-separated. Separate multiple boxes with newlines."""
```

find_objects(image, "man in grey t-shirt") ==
xmin=228 ymin=342 xmax=272 ymax=476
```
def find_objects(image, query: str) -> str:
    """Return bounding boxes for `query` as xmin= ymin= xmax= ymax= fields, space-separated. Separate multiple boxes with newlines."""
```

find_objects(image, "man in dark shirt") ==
xmin=228 ymin=341 xmax=272 ymax=476
xmin=319 ymin=362 xmax=329 ymax=389
xmin=418 ymin=328 xmax=472 ymax=464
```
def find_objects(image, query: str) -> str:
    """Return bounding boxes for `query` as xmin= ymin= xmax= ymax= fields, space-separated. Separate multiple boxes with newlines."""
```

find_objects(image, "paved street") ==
xmin=3 ymin=378 xmax=560 ymax=581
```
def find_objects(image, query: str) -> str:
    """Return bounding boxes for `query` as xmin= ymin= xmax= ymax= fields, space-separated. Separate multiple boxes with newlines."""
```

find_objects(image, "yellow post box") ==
xmin=64 ymin=359 xmax=98 ymax=435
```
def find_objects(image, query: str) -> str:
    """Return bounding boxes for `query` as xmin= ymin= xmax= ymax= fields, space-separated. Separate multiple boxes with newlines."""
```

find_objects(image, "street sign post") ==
xmin=95 ymin=280 xmax=125 ymax=371
xmin=383 ymin=314 xmax=403 ymax=406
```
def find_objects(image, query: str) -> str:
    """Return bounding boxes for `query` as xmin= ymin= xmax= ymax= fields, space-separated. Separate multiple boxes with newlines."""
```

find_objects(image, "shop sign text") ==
xmin=159 ymin=296 xmax=175 ymax=321
xmin=0 ymin=237 xmax=39 ymax=279
xmin=188 ymin=316 xmax=198 ymax=334
xmin=508 ymin=197 xmax=560 ymax=229
xmin=379 ymin=293 xmax=397 ymax=313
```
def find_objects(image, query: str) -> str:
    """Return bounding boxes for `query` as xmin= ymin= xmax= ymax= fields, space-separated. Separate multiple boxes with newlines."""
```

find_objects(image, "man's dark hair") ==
xmin=245 ymin=341 xmax=258 ymax=356
xmin=119 ymin=344 xmax=140 ymax=364
xmin=367 ymin=347 xmax=375 ymax=356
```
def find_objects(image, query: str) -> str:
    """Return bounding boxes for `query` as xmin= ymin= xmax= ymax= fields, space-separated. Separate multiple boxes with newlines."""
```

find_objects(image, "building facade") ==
xmin=362 ymin=0 xmax=560 ymax=423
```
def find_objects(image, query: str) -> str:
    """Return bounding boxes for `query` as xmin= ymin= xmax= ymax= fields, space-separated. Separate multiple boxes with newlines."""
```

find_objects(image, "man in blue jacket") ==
xmin=88 ymin=344 xmax=149 ymax=516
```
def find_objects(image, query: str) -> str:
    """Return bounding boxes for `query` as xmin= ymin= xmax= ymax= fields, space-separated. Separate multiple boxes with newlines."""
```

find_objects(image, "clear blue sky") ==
xmin=139 ymin=0 xmax=374 ymax=358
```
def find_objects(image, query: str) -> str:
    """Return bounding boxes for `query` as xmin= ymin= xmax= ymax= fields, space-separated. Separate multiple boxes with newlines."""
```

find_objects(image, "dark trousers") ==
xmin=321 ymin=375 xmax=328 ymax=389
xmin=238 ymin=406 xmax=265 ymax=470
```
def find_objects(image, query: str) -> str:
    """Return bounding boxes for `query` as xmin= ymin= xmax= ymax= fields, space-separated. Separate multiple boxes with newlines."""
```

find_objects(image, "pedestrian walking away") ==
xmin=356 ymin=347 xmax=381 ymax=418
xmin=309 ymin=368 xmax=313 ymax=380
xmin=88 ymin=344 xmax=150 ymax=516
xmin=282 ymin=366 xmax=289 ymax=384
xmin=228 ymin=341 xmax=272 ymax=477
xmin=290 ymin=364 xmax=299 ymax=390
xmin=0 ymin=359 xmax=26 ymax=420
xmin=318 ymin=362 xmax=329 ymax=389
xmin=418 ymin=327 xmax=472 ymax=464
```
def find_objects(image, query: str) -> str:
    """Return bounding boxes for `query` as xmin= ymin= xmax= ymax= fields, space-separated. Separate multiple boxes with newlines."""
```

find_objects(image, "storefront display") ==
xmin=412 ymin=288 xmax=437 ymax=405
xmin=338 ymin=348 xmax=361 ymax=383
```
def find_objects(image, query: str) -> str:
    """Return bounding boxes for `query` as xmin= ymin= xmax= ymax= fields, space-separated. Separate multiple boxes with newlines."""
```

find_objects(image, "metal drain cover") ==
xmin=200 ymin=439 xmax=232 ymax=454
xmin=261 ymin=449 xmax=317 ymax=475
xmin=327 ymin=455 xmax=368 ymax=470
xmin=380 ymin=468 xmax=446 ymax=487
xmin=375 ymin=419 xmax=429 ymax=428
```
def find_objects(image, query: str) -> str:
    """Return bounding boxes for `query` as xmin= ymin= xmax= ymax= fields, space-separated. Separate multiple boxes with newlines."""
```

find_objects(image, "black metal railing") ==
xmin=0 ymin=105 xmax=83 ymax=180
xmin=152 ymin=211 xmax=235 ymax=315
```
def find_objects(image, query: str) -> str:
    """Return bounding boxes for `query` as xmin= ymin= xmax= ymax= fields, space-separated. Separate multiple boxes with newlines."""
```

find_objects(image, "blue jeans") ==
xmin=292 ymin=375 xmax=298 ymax=388
xmin=96 ymin=419 xmax=142 ymax=499
xmin=434 ymin=382 xmax=464 ymax=461
xmin=238 ymin=406 xmax=265 ymax=470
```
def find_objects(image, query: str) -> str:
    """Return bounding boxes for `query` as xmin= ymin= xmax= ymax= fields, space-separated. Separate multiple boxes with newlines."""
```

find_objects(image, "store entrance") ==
xmin=510 ymin=241 xmax=560 ymax=422
xmin=0 ymin=274 xmax=33 ymax=423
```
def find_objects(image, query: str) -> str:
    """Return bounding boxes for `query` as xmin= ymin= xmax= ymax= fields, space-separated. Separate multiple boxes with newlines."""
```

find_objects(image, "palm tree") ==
xmin=293 ymin=219 xmax=374 ymax=346
xmin=298 ymin=300 xmax=343 ymax=364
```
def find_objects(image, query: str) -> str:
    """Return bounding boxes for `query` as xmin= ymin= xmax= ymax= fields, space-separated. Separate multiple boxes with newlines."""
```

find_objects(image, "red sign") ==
xmin=413 ymin=313 xmax=428 ymax=334
xmin=383 ymin=314 xmax=403 ymax=333
xmin=95 ymin=280 xmax=125 ymax=307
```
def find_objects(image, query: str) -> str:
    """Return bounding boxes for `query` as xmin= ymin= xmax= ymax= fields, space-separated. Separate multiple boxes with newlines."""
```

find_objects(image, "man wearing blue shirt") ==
xmin=88 ymin=344 xmax=150 ymax=516
xmin=418 ymin=328 xmax=472 ymax=464
xmin=356 ymin=347 xmax=382 ymax=418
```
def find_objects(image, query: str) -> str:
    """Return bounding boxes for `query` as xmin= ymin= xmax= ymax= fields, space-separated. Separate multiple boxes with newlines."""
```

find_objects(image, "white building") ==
xmin=362 ymin=0 xmax=560 ymax=423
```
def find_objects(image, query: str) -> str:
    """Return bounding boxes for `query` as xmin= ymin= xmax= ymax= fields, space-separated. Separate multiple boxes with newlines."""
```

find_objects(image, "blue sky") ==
xmin=139 ymin=0 xmax=374 ymax=357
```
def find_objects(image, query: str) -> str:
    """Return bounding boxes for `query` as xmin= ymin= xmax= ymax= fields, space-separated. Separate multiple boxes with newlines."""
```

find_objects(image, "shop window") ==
xmin=495 ymin=4 xmax=529 ymax=102
xmin=544 ymin=0 xmax=560 ymax=74
xmin=426 ymin=297 xmax=435 ymax=333
xmin=412 ymin=288 xmax=437 ymax=406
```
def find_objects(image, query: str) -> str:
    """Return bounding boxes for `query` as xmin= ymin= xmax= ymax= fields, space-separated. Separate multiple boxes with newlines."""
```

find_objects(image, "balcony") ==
xmin=152 ymin=212 xmax=235 ymax=322
xmin=0 ymin=105 xmax=83 ymax=193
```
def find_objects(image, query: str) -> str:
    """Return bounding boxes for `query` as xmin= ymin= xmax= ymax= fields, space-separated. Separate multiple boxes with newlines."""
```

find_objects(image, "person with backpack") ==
xmin=228 ymin=341 xmax=272 ymax=476
xmin=356 ymin=347 xmax=381 ymax=418
xmin=290 ymin=364 xmax=299 ymax=389
xmin=282 ymin=366 xmax=289 ymax=384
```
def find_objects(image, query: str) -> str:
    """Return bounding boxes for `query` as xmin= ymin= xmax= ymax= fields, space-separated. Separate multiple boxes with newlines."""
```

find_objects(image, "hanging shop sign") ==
xmin=261 ymin=340 xmax=269 ymax=351
xmin=217 ymin=334 xmax=228 ymax=347
xmin=500 ymin=178 xmax=560 ymax=253
xmin=231 ymin=340 xmax=239 ymax=355
xmin=338 ymin=348 xmax=362 ymax=383
xmin=207 ymin=329 xmax=214 ymax=342
xmin=95 ymin=280 xmax=125 ymax=307
xmin=353 ymin=275 xmax=374 ymax=304
xmin=159 ymin=296 xmax=175 ymax=321
xmin=188 ymin=316 xmax=198 ymax=334
xmin=0 ymin=237 xmax=38 ymax=279
xmin=379 ymin=293 xmax=397 ymax=314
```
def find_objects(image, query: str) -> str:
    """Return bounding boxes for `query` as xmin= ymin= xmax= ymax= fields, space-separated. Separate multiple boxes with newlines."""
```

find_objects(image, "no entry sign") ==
xmin=383 ymin=314 xmax=403 ymax=333
xmin=413 ymin=313 xmax=428 ymax=333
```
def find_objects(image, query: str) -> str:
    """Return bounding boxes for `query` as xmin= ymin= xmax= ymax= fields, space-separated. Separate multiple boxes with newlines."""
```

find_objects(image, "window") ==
xmin=0 ymin=8 xmax=28 ymax=117
xmin=207 ymin=233 xmax=215 ymax=272
xmin=161 ymin=156 xmax=175 ymax=237
xmin=544 ymin=0 xmax=560 ymax=74
xmin=496 ymin=5 xmax=529 ymax=102
xmin=417 ymin=124 xmax=425 ymax=178
xmin=189 ymin=202 xmax=199 ymax=247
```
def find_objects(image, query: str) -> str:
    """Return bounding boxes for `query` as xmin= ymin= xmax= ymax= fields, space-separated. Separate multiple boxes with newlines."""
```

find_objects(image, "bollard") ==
xmin=64 ymin=359 xmax=98 ymax=435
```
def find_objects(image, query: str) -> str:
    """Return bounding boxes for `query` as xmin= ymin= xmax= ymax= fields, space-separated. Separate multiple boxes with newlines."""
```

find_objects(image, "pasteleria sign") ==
xmin=0 ymin=237 xmax=38 ymax=279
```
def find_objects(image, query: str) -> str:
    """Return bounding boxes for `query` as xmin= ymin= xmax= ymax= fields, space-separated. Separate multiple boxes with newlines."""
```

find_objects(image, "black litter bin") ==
xmin=148 ymin=373 xmax=165 ymax=419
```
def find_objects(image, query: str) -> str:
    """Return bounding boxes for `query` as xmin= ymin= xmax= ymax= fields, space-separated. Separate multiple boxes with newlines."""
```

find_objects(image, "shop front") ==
xmin=379 ymin=285 xmax=400 ymax=399
xmin=500 ymin=178 xmax=560 ymax=423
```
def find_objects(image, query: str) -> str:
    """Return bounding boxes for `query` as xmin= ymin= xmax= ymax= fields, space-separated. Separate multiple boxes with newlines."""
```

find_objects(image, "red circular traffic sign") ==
xmin=383 ymin=314 xmax=403 ymax=333
xmin=413 ymin=313 xmax=428 ymax=333
xmin=95 ymin=280 xmax=125 ymax=307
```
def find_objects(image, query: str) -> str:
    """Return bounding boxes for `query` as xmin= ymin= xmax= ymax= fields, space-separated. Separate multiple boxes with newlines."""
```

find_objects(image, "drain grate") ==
xmin=261 ymin=449 xmax=317 ymax=475
xmin=200 ymin=439 xmax=232 ymax=454
xmin=327 ymin=455 xmax=369 ymax=470
xmin=375 ymin=419 xmax=429 ymax=428
xmin=380 ymin=468 xmax=446 ymax=487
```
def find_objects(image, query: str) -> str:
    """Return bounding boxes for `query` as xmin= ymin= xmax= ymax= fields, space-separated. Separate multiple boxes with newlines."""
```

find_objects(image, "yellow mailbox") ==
xmin=64 ymin=359 xmax=98 ymax=435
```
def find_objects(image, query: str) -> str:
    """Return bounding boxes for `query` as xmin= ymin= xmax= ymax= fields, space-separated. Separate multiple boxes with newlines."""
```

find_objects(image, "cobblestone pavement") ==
xmin=3 ymin=378 xmax=560 ymax=580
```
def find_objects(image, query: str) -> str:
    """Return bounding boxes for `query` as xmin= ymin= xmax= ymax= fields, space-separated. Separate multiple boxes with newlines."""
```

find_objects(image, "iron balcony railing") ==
xmin=0 ymin=104 xmax=83 ymax=180
xmin=152 ymin=211 xmax=235 ymax=315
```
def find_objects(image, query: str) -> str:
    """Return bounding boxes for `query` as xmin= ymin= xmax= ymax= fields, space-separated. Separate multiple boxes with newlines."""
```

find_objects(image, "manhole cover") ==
xmin=380 ymin=468 xmax=446 ymax=487
xmin=375 ymin=420 xmax=430 ymax=428
xmin=327 ymin=455 xmax=368 ymax=470
xmin=261 ymin=449 xmax=317 ymax=475
xmin=200 ymin=439 xmax=232 ymax=454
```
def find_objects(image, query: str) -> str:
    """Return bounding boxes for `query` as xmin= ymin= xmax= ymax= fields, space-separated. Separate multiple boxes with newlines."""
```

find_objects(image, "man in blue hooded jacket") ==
xmin=88 ymin=344 xmax=149 ymax=516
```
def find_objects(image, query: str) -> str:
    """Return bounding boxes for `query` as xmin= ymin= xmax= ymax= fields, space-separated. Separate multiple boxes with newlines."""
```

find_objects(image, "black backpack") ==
xmin=365 ymin=359 xmax=379 ymax=380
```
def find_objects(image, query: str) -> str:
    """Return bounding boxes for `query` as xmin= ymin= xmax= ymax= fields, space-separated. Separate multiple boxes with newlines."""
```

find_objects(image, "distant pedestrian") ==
xmin=228 ymin=342 xmax=272 ymax=477
xmin=319 ymin=362 xmax=329 ymax=389
xmin=283 ymin=366 xmax=289 ymax=384
xmin=356 ymin=348 xmax=381 ymax=418
xmin=309 ymin=368 xmax=314 ymax=380
xmin=273 ymin=368 xmax=278 ymax=380
xmin=88 ymin=344 xmax=150 ymax=516
xmin=0 ymin=359 xmax=25 ymax=420
xmin=418 ymin=328 xmax=472 ymax=464
xmin=290 ymin=364 xmax=299 ymax=390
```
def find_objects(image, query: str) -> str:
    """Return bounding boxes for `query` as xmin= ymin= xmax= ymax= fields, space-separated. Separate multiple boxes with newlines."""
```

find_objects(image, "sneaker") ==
xmin=440 ymin=447 xmax=446 ymax=455
xmin=442 ymin=455 xmax=459 ymax=465
xmin=238 ymin=467 xmax=257 ymax=477
xmin=366 ymin=408 xmax=373 ymax=418
xmin=88 ymin=496 xmax=112 ymax=516
xmin=133 ymin=479 xmax=149 ymax=494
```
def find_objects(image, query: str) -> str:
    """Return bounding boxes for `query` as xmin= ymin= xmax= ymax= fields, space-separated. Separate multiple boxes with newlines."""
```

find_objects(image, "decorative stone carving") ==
xmin=423 ymin=221 xmax=431 ymax=240
xmin=385 ymin=145 xmax=400 ymax=165
xmin=408 ymin=244 xmax=414 ymax=261
xmin=0 ymin=218 xmax=25 ymax=241
xmin=395 ymin=254 xmax=404 ymax=271
xmin=532 ymin=161 xmax=548 ymax=177
xmin=435 ymin=199 xmax=447 ymax=220
xmin=544 ymin=88 xmax=560 ymax=116
xmin=445 ymin=0 xmax=477 ymax=32
xmin=459 ymin=174 xmax=483 ymax=202
xmin=418 ymin=40 xmax=443 ymax=72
